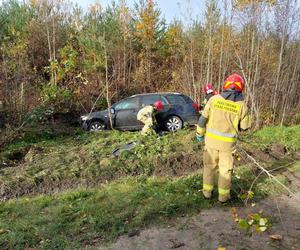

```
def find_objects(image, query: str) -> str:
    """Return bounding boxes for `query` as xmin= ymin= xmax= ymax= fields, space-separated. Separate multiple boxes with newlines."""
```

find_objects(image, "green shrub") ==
xmin=40 ymin=84 xmax=73 ymax=113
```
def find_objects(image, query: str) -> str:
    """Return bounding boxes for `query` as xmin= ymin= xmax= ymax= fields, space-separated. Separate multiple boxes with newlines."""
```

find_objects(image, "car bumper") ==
xmin=80 ymin=120 xmax=89 ymax=130
xmin=185 ymin=114 xmax=200 ymax=125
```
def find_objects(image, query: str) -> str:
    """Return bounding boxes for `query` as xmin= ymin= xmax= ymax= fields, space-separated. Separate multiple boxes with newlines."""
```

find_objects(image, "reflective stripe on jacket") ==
xmin=200 ymin=94 xmax=251 ymax=151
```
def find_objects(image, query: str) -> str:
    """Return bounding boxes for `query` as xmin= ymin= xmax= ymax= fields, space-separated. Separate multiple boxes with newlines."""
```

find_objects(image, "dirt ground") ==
xmin=101 ymin=176 xmax=300 ymax=250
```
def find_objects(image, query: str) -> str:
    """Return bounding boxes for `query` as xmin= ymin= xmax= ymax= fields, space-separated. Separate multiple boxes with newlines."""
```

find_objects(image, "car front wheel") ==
xmin=165 ymin=116 xmax=183 ymax=132
xmin=88 ymin=121 xmax=106 ymax=131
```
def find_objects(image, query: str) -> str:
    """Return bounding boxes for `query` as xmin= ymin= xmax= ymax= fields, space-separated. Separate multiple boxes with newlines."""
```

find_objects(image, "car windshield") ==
xmin=114 ymin=98 xmax=139 ymax=110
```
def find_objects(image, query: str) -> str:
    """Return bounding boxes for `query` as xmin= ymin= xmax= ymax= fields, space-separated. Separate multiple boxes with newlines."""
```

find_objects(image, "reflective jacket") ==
xmin=200 ymin=92 xmax=214 ymax=110
xmin=137 ymin=105 xmax=154 ymax=123
xmin=204 ymin=92 xmax=214 ymax=104
xmin=196 ymin=94 xmax=251 ymax=151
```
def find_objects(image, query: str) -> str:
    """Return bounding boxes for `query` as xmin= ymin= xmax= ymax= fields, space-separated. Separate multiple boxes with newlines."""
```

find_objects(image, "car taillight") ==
xmin=192 ymin=103 xmax=200 ymax=112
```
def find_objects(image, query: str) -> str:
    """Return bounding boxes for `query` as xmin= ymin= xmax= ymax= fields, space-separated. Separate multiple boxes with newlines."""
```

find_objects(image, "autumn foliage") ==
xmin=0 ymin=0 xmax=299 ymax=127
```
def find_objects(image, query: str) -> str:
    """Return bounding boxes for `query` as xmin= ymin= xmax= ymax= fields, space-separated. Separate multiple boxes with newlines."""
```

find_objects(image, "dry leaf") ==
xmin=270 ymin=234 xmax=283 ymax=240
xmin=259 ymin=226 xmax=267 ymax=232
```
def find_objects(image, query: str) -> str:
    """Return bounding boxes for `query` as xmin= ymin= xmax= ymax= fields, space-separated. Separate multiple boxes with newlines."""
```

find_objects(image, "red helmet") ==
xmin=223 ymin=74 xmax=245 ymax=92
xmin=153 ymin=100 xmax=163 ymax=111
xmin=203 ymin=84 xmax=213 ymax=94
xmin=213 ymin=90 xmax=219 ymax=95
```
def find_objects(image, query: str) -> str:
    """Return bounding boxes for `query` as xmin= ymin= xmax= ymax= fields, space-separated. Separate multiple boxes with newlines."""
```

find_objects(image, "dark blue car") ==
xmin=80 ymin=92 xmax=200 ymax=132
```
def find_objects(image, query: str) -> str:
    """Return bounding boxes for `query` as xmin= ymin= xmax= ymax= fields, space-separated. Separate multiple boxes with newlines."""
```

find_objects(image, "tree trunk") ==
xmin=104 ymin=39 xmax=113 ymax=129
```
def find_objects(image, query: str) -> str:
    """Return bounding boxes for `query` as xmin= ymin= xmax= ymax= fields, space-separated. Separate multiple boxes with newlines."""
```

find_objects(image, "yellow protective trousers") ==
xmin=141 ymin=118 xmax=154 ymax=135
xmin=203 ymin=147 xmax=233 ymax=202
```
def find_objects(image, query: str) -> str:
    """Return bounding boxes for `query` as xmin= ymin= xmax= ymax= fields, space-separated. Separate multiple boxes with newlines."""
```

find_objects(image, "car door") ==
xmin=140 ymin=95 xmax=169 ymax=126
xmin=113 ymin=96 xmax=141 ymax=130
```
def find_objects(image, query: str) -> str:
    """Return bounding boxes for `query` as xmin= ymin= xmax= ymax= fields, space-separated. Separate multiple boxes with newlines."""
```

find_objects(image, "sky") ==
xmin=74 ymin=0 xmax=205 ymax=23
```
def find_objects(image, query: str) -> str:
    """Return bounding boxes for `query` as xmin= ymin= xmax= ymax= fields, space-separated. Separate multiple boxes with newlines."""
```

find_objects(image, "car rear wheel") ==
xmin=89 ymin=121 xmax=106 ymax=131
xmin=165 ymin=116 xmax=183 ymax=132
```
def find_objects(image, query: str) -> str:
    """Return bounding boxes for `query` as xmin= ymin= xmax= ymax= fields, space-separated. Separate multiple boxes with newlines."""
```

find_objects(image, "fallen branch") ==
xmin=245 ymin=169 xmax=264 ymax=206
xmin=238 ymin=147 xmax=294 ymax=196
xmin=245 ymin=160 xmax=296 ymax=205
xmin=268 ymin=161 xmax=296 ymax=173
xmin=271 ymin=181 xmax=287 ymax=234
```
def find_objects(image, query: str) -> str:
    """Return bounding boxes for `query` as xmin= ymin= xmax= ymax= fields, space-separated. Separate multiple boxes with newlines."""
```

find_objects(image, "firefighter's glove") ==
xmin=196 ymin=134 xmax=204 ymax=142
xmin=196 ymin=125 xmax=205 ymax=141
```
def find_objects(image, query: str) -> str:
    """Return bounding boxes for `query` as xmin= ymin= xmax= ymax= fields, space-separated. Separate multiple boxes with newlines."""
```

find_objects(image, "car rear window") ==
xmin=141 ymin=95 xmax=168 ymax=106
xmin=165 ymin=94 xmax=186 ymax=105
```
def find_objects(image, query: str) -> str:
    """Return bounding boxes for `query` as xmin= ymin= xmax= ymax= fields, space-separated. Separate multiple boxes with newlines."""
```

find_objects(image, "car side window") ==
xmin=141 ymin=95 xmax=168 ymax=107
xmin=114 ymin=97 xmax=139 ymax=110
xmin=165 ymin=95 xmax=186 ymax=105
xmin=181 ymin=95 xmax=194 ymax=104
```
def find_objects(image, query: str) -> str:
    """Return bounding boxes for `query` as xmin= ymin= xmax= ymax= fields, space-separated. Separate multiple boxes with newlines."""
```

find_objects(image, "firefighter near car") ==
xmin=137 ymin=100 xmax=164 ymax=135
xmin=201 ymin=83 xmax=218 ymax=109
xmin=196 ymin=74 xmax=251 ymax=203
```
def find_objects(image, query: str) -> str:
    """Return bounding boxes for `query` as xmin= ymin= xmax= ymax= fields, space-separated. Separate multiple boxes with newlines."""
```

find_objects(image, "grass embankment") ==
xmin=0 ymin=125 xmax=299 ymax=249
xmin=0 ymin=165 xmax=293 ymax=249
xmin=246 ymin=125 xmax=300 ymax=151
xmin=0 ymin=128 xmax=201 ymax=199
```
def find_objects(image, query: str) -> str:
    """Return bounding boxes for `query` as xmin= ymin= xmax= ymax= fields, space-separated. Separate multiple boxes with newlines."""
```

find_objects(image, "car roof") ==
xmin=130 ymin=92 xmax=182 ymax=98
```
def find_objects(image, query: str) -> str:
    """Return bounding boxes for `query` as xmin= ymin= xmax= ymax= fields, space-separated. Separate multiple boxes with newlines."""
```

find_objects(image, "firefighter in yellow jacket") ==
xmin=196 ymin=74 xmax=251 ymax=202
xmin=137 ymin=100 xmax=164 ymax=135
